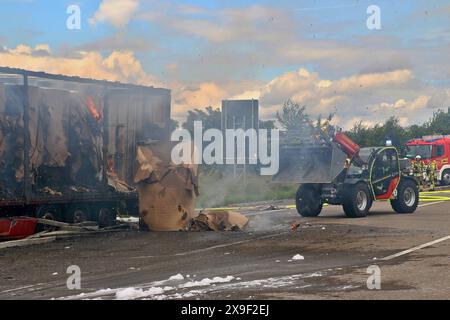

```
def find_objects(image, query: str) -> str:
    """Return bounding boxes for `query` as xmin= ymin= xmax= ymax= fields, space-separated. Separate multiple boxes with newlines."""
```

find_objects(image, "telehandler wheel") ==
xmin=343 ymin=183 xmax=372 ymax=218
xmin=390 ymin=179 xmax=419 ymax=214
xmin=296 ymin=185 xmax=323 ymax=217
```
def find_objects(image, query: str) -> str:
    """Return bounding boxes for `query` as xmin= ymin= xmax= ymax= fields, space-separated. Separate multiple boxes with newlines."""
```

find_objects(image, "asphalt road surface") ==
xmin=1 ymin=190 xmax=449 ymax=300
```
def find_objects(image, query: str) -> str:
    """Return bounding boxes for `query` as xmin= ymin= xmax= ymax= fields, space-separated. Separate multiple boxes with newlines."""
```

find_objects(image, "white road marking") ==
xmin=132 ymin=232 xmax=291 ymax=259
xmin=245 ymin=209 xmax=287 ymax=217
xmin=174 ymin=232 xmax=290 ymax=257
xmin=0 ymin=285 xmax=36 ymax=294
xmin=418 ymin=201 xmax=445 ymax=208
xmin=381 ymin=235 xmax=450 ymax=261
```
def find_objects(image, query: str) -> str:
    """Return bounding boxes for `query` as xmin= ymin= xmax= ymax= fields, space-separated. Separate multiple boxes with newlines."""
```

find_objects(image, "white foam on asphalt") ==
xmin=180 ymin=276 xmax=235 ymax=288
xmin=292 ymin=254 xmax=305 ymax=261
xmin=303 ymin=272 xmax=322 ymax=278
xmin=116 ymin=287 xmax=165 ymax=300
xmin=62 ymin=271 xmax=325 ymax=300
xmin=62 ymin=274 xmax=236 ymax=300
xmin=168 ymin=274 xmax=184 ymax=281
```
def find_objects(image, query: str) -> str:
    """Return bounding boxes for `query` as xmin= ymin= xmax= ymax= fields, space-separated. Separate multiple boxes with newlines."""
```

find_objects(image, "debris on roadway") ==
xmin=291 ymin=222 xmax=301 ymax=232
xmin=0 ymin=217 xmax=135 ymax=249
xmin=187 ymin=211 xmax=249 ymax=231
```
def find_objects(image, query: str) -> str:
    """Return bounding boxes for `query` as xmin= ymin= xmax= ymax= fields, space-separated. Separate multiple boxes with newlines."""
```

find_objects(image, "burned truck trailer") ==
xmin=0 ymin=67 xmax=171 ymax=225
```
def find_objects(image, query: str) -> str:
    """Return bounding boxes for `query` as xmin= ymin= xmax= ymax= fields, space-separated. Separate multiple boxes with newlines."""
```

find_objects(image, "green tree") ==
xmin=276 ymin=99 xmax=310 ymax=130
xmin=423 ymin=107 xmax=450 ymax=135
xmin=347 ymin=108 xmax=450 ymax=149
xmin=347 ymin=121 xmax=371 ymax=147
xmin=379 ymin=117 xmax=408 ymax=148
xmin=407 ymin=124 xmax=429 ymax=140
xmin=182 ymin=106 xmax=222 ymax=135
xmin=348 ymin=117 xmax=407 ymax=149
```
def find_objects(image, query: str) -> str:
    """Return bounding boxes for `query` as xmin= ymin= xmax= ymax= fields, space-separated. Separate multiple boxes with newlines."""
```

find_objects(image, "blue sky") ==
xmin=0 ymin=1 xmax=440 ymax=45
xmin=0 ymin=0 xmax=449 ymax=126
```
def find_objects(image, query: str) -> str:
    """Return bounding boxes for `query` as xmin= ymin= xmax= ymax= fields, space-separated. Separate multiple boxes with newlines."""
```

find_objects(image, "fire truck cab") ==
xmin=405 ymin=135 xmax=450 ymax=186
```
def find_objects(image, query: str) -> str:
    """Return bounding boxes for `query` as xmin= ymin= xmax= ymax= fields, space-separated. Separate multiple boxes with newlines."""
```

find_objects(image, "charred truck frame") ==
xmin=274 ymin=122 xmax=420 ymax=218
xmin=0 ymin=67 xmax=171 ymax=226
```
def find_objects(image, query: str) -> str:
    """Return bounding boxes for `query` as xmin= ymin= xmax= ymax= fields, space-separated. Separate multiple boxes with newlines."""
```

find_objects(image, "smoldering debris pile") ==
xmin=134 ymin=143 xmax=248 ymax=232
xmin=187 ymin=211 xmax=249 ymax=232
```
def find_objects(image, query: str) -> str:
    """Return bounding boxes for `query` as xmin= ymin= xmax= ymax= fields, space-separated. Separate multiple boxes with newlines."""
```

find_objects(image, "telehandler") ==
xmin=274 ymin=124 xmax=419 ymax=218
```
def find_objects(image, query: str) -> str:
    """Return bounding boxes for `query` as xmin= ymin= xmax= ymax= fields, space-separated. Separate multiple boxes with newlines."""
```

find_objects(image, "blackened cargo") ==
xmin=0 ymin=67 xmax=171 ymax=224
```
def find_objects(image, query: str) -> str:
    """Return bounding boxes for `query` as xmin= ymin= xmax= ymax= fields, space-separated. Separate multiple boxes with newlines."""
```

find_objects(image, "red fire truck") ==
xmin=405 ymin=135 xmax=450 ymax=186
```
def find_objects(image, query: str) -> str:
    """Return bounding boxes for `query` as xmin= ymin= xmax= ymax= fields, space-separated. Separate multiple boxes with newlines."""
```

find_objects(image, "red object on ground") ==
xmin=0 ymin=217 xmax=38 ymax=240
xmin=334 ymin=132 xmax=361 ymax=158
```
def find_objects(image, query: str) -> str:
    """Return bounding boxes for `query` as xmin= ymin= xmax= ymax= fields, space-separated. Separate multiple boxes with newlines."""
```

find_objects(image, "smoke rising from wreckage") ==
xmin=171 ymin=121 xmax=280 ymax=175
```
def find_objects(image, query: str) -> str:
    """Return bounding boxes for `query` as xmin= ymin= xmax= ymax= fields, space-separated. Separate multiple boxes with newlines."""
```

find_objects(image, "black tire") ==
xmin=98 ymin=207 xmax=117 ymax=228
xmin=65 ymin=204 xmax=88 ymax=224
xmin=36 ymin=205 xmax=62 ymax=232
xmin=342 ymin=183 xmax=372 ymax=218
xmin=295 ymin=184 xmax=323 ymax=217
xmin=390 ymin=179 xmax=419 ymax=214
xmin=36 ymin=205 xmax=62 ymax=221
xmin=441 ymin=169 xmax=450 ymax=186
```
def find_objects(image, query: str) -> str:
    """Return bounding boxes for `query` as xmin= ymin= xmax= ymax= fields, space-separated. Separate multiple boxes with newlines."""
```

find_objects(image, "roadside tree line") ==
xmin=173 ymin=100 xmax=450 ymax=151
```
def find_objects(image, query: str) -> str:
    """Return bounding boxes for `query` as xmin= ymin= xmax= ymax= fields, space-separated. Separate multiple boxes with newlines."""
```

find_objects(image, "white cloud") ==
xmin=90 ymin=0 xmax=139 ymax=28
xmin=377 ymin=95 xmax=430 ymax=112
xmin=229 ymin=67 xmax=449 ymax=129
xmin=331 ymin=70 xmax=413 ymax=93
xmin=142 ymin=4 xmax=294 ymax=44
xmin=0 ymin=44 xmax=159 ymax=86
xmin=1 ymin=41 xmax=448 ymax=131
xmin=173 ymin=82 xmax=226 ymax=117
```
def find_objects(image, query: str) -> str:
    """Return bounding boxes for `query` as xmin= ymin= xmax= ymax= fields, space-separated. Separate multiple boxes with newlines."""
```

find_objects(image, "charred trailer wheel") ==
xmin=98 ymin=207 xmax=117 ymax=228
xmin=36 ymin=205 xmax=63 ymax=231
xmin=441 ymin=169 xmax=450 ymax=186
xmin=390 ymin=179 xmax=419 ymax=214
xmin=65 ymin=204 xmax=88 ymax=224
xmin=296 ymin=184 xmax=323 ymax=217
xmin=36 ymin=205 xmax=62 ymax=221
xmin=342 ymin=182 xmax=372 ymax=218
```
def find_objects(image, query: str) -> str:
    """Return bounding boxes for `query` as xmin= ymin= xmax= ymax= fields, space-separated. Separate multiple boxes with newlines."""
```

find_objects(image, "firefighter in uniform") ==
xmin=413 ymin=155 xmax=426 ymax=191
xmin=428 ymin=160 xmax=438 ymax=191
